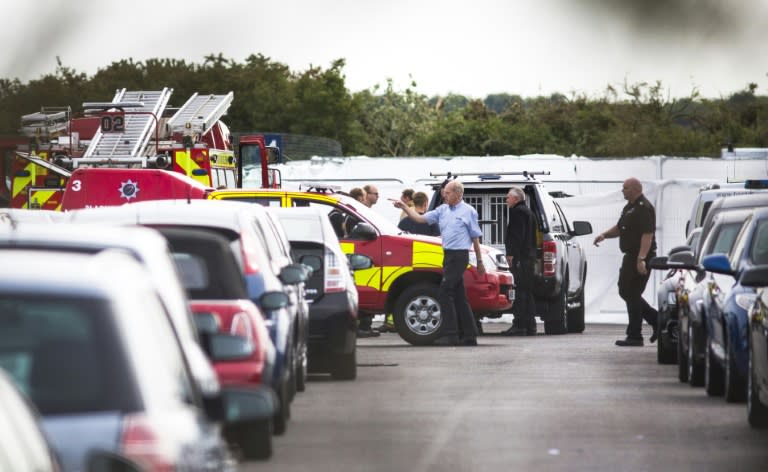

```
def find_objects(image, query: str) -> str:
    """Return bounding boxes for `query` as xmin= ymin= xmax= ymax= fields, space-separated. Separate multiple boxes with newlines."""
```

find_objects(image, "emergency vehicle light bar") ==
xmin=429 ymin=170 xmax=551 ymax=177
xmin=82 ymin=102 xmax=146 ymax=110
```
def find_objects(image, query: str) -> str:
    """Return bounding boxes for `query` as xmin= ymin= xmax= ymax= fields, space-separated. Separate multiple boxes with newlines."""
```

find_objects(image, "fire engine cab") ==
xmin=6 ymin=88 xmax=282 ymax=211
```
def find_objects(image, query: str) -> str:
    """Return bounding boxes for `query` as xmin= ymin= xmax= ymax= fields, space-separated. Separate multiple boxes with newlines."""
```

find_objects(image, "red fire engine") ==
xmin=5 ymin=88 xmax=282 ymax=210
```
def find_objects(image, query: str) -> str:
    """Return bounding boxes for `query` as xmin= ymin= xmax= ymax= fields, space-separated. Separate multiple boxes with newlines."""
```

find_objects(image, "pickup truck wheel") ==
xmin=273 ymin=379 xmax=290 ymax=435
xmin=394 ymin=284 xmax=443 ymax=346
xmin=544 ymin=282 xmax=568 ymax=335
xmin=330 ymin=348 xmax=357 ymax=380
xmin=567 ymin=288 xmax=585 ymax=333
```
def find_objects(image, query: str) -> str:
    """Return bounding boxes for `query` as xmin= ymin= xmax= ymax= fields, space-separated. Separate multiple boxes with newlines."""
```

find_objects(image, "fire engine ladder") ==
xmin=166 ymin=92 xmax=234 ymax=137
xmin=81 ymin=88 xmax=173 ymax=164
xmin=20 ymin=107 xmax=70 ymax=138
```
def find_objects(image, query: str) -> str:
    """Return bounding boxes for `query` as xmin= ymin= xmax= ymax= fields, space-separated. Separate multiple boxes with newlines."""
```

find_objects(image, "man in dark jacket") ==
xmin=593 ymin=177 xmax=658 ymax=346
xmin=502 ymin=186 xmax=538 ymax=336
xmin=398 ymin=191 xmax=440 ymax=236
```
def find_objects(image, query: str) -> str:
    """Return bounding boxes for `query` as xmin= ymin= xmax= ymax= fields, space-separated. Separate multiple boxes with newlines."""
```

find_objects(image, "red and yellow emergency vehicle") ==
xmin=208 ymin=187 xmax=514 ymax=345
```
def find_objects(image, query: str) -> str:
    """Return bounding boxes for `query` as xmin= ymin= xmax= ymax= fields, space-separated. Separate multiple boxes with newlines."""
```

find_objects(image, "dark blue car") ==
xmin=739 ymin=264 xmax=768 ymax=428
xmin=702 ymin=207 xmax=768 ymax=402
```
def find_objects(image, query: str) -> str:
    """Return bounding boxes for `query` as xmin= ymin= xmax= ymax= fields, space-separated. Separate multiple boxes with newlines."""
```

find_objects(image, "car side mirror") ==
xmin=259 ymin=291 xmax=289 ymax=311
xmin=667 ymin=245 xmax=691 ymax=256
xmin=648 ymin=256 xmax=669 ymax=270
xmin=280 ymin=263 xmax=308 ymax=285
xmin=740 ymin=265 xmax=768 ymax=287
xmin=571 ymin=221 xmax=592 ymax=237
xmin=347 ymin=253 xmax=373 ymax=271
xmin=701 ymin=253 xmax=734 ymax=276
xmin=348 ymin=222 xmax=377 ymax=241
xmin=668 ymin=250 xmax=695 ymax=266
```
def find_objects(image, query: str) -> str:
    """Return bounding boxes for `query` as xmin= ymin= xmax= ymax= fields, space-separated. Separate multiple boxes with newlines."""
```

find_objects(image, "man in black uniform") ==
xmin=593 ymin=177 xmax=658 ymax=346
xmin=501 ymin=186 xmax=538 ymax=336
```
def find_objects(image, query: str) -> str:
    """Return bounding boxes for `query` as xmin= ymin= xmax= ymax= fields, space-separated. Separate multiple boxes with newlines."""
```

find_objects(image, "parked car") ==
xmin=0 ymin=368 xmax=61 ymax=472
xmin=684 ymin=180 xmax=768 ymax=237
xmin=209 ymin=187 xmax=514 ymax=346
xmin=0 ymin=249 xmax=271 ymax=472
xmin=190 ymin=300 xmax=276 ymax=460
xmin=68 ymin=199 xmax=308 ymax=435
xmin=701 ymin=207 xmax=768 ymax=402
xmin=738 ymin=264 xmax=768 ymax=428
xmin=272 ymin=206 xmax=372 ymax=380
xmin=651 ymin=209 xmax=752 ymax=386
xmin=653 ymin=228 xmax=702 ymax=365
xmin=426 ymin=171 xmax=592 ymax=334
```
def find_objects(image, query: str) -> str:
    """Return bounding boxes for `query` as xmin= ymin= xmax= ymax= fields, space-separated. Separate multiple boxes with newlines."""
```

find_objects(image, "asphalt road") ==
xmin=246 ymin=323 xmax=768 ymax=472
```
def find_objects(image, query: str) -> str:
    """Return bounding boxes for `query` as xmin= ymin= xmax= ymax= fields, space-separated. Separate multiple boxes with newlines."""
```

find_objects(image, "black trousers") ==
xmin=511 ymin=259 xmax=536 ymax=331
xmin=439 ymin=250 xmax=477 ymax=340
xmin=618 ymin=254 xmax=658 ymax=339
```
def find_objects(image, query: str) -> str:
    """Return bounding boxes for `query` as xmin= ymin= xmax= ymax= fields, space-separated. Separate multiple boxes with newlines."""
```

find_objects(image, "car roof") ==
xmin=68 ymin=199 xmax=266 ymax=233
xmin=271 ymin=206 xmax=336 ymax=245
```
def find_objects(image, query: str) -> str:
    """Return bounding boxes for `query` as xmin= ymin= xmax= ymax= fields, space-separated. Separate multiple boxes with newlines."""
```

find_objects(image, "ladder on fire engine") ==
xmin=20 ymin=107 xmax=70 ymax=138
xmin=82 ymin=88 xmax=173 ymax=162
xmin=166 ymin=92 xmax=234 ymax=137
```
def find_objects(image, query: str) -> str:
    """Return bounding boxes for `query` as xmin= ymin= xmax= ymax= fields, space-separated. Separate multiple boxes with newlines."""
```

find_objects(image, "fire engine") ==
xmin=5 ymin=88 xmax=282 ymax=210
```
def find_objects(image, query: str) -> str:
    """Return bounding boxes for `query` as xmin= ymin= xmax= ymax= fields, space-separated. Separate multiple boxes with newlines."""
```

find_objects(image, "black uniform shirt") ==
xmin=618 ymin=194 xmax=657 ymax=256
xmin=505 ymin=201 xmax=537 ymax=261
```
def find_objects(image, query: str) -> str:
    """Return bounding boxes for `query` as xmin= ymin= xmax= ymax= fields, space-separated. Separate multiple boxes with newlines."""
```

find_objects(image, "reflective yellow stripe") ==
xmin=12 ymin=163 xmax=35 ymax=200
xmin=412 ymin=241 xmax=443 ymax=268
xmin=175 ymin=150 xmax=209 ymax=185
xmin=28 ymin=189 xmax=62 ymax=211
xmin=354 ymin=267 xmax=381 ymax=289
xmin=340 ymin=242 xmax=355 ymax=254
xmin=381 ymin=266 xmax=412 ymax=291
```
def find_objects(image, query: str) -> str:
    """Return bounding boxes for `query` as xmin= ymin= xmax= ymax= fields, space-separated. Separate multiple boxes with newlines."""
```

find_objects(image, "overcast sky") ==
xmin=2 ymin=0 xmax=767 ymax=99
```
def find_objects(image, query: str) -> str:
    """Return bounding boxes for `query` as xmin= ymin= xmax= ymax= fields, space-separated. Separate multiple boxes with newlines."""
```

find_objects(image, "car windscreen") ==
xmin=277 ymin=214 xmax=324 ymax=243
xmin=0 ymin=294 xmax=137 ymax=415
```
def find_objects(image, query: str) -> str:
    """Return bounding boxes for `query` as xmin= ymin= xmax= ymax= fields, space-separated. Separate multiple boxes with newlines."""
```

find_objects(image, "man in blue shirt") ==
xmin=394 ymin=180 xmax=485 ymax=346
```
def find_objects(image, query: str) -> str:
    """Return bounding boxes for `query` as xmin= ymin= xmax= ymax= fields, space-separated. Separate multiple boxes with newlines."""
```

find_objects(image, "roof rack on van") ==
xmin=300 ymin=182 xmax=341 ymax=193
xmin=429 ymin=170 xmax=551 ymax=180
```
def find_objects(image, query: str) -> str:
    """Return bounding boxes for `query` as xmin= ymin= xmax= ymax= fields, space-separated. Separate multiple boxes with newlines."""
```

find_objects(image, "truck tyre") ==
xmin=394 ymin=283 xmax=443 ymax=346
xmin=705 ymin=338 xmax=725 ymax=397
xmin=567 ymin=287 xmax=585 ymax=333
xmin=748 ymin=344 xmax=768 ymax=428
xmin=296 ymin=344 xmax=307 ymax=392
xmin=330 ymin=349 xmax=357 ymax=380
xmin=544 ymin=281 xmax=568 ymax=335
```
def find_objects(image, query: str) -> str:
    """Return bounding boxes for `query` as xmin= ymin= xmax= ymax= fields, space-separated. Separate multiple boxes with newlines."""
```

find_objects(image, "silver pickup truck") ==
xmin=427 ymin=171 xmax=592 ymax=334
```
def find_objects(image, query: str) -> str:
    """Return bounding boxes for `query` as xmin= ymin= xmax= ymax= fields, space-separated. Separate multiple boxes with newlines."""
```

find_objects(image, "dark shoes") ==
xmin=501 ymin=326 xmax=537 ymax=336
xmin=432 ymin=336 xmax=478 ymax=346
xmin=378 ymin=322 xmax=396 ymax=333
xmin=649 ymin=329 xmax=658 ymax=344
xmin=358 ymin=329 xmax=381 ymax=338
xmin=615 ymin=337 xmax=644 ymax=347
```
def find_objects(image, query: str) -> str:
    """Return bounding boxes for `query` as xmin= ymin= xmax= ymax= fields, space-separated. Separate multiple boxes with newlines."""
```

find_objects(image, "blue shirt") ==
xmin=424 ymin=201 xmax=482 ymax=250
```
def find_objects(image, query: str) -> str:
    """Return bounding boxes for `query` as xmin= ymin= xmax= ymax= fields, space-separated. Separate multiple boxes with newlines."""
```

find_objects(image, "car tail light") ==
xmin=542 ymin=240 xmax=556 ymax=277
xmin=324 ymin=247 xmax=345 ymax=293
xmin=120 ymin=414 xmax=175 ymax=472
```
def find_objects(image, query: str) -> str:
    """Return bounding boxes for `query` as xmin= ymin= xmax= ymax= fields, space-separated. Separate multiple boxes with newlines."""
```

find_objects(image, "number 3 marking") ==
xmin=71 ymin=180 xmax=82 ymax=191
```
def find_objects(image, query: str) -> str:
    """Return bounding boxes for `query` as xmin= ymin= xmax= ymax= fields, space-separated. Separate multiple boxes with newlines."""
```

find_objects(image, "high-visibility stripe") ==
xmin=354 ymin=267 xmax=381 ymax=289
xmin=381 ymin=266 xmax=412 ymax=291
xmin=173 ymin=149 xmax=209 ymax=185
xmin=28 ymin=189 xmax=63 ymax=211
xmin=412 ymin=241 xmax=443 ymax=268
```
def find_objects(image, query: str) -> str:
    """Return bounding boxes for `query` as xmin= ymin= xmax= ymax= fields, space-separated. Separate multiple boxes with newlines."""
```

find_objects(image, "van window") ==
xmin=750 ymin=220 xmax=768 ymax=265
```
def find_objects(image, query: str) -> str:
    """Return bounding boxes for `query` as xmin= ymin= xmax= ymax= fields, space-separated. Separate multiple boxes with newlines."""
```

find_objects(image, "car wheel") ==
xmin=688 ymin=321 xmax=704 ymax=387
xmin=567 ymin=285 xmax=585 ymax=334
xmin=677 ymin=322 xmax=689 ymax=383
xmin=234 ymin=419 xmax=273 ymax=460
xmin=296 ymin=344 xmax=307 ymax=393
xmin=748 ymin=341 xmax=768 ymax=428
xmin=331 ymin=348 xmax=357 ymax=380
xmin=273 ymin=379 xmax=290 ymax=435
xmin=705 ymin=336 xmax=725 ymax=397
xmin=724 ymin=332 xmax=746 ymax=403
xmin=544 ymin=281 xmax=568 ymax=335
xmin=394 ymin=283 xmax=443 ymax=346
xmin=657 ymin=308 xmax=676 ymax=365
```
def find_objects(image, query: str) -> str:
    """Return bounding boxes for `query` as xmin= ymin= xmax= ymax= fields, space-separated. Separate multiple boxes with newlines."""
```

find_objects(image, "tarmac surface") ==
xmin=245 ymin=322 xmax=768 ymax=471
